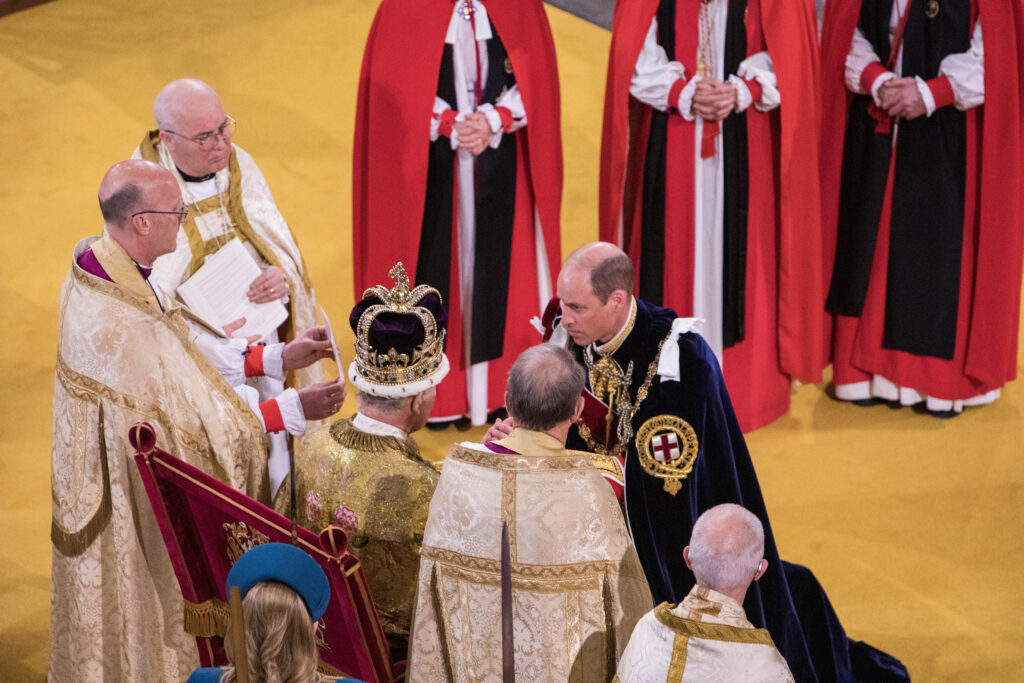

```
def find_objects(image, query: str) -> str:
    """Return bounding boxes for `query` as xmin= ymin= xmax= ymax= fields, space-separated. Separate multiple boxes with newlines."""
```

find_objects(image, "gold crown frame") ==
xmin=352 ymin=262 xmax=447 ymax=388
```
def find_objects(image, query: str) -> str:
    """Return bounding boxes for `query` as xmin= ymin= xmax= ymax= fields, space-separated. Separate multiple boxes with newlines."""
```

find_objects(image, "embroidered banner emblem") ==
xmin=635 ymin=415 xmax=698 ymax=495
xmin=223 ymin=521 xmax=269 ymax=564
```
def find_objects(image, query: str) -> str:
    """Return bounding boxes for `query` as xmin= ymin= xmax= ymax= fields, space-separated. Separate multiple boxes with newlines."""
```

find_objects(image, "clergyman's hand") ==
xmin=297 ymin=378 xmax=347 ymax=421
xmin=878 ymin=77 xmax=927 ymax=120
xmin=454 ymin=112 xmax=492 ymax=156
xmin=248 ymin=266 xmax=289 ymax=304
xmin=691 ymin=77 xmax=738 ymax=121
xmin=483 ymin=416 xmax=515 ymax=443
xmin=282 ymin=327 xmax=334 ymax=371
xmin=223 ymin=317 xmax=261 ymax=344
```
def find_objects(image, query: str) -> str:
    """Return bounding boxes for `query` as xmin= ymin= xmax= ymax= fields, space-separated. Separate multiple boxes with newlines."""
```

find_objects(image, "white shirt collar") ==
xmin=592 ymin=297 xmax=637 ymax=355
xmin=352 ymin=412 xmax=408 ymax=439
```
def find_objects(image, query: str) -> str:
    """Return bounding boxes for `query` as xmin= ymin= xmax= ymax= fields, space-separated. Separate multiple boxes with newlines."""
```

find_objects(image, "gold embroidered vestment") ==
xmin=50 ymin=237 xmax=269 ymax=682
xmin=407 ymin=428 xmax=652 ymax=682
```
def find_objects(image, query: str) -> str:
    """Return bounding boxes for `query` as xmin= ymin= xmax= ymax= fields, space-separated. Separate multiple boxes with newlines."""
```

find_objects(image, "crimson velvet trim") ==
xmin=860 ymin=61 xmax=890 ymax=94
xmin=259 ymin=399 xmax=285 ymax=433
xmin=668 ymin=77 xmax=687 ymax=112
xmin=926 ymin=75 xmax=956 ymax=109
xmin=243 ymin=345 xmax=265 ymax=378
xmin=494 ymin=105 xmax=514 ymax=132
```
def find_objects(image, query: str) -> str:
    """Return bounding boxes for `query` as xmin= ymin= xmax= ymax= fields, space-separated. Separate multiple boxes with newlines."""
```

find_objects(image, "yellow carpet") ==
xmin=1 ymin=1 xmax=1021 ymax=680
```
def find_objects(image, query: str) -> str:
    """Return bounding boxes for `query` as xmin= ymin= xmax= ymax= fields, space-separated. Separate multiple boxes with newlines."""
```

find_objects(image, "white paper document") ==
xmin=176 ymin=237 xmax=288 ymax=341
xmin=320 ymin=305 xmax=343 ymax=370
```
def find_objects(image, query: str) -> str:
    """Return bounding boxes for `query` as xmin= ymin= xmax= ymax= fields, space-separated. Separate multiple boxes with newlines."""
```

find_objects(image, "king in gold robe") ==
xmin=407 ymin=428 xmax=652 ymax=682
xmin=275 ymin=262 xmax=451 ymax=662
xmin=274 ymin=415 xmax=439 ymax=657
xmin=50 ymin=235 xmax=270 ymax=682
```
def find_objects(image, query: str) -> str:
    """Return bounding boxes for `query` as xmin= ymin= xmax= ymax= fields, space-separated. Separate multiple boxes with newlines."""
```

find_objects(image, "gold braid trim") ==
xmin=69 ymin=249 xmax=265 ymax=441
xmin=183 ymin=597 xmax=229 ymax=637
xmin=653 ymin=602 xmax=776 ymax=645
xmin=667 ymin=631 xmax=689 ymax=681
xmin=421 ymin=546 xmax=646 ymax=580
xmin=51 ymin=404 xmax=112 ymax=557
xmin=438 ymin=563 xmax=602 ymax=595
xmin=54 ymin=354 xmax=231 ymax=483
xmin=329 ymin=418 xmax=425 ymax=463
xmin=447 ymin=445 xmax=592 ymax=471
xmin=72 ymin=255 xmax=154 ymax=312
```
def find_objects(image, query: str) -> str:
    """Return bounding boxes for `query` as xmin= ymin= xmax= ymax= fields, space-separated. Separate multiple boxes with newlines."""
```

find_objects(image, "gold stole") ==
xmin=138 ymin=131 xmax=312 ymax=341
xmin=90 ymin=234 xmax=162 ymax=316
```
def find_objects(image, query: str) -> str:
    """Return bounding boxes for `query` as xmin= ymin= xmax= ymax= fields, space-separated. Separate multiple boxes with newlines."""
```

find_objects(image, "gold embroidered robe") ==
xmin=614 ymin=586 xmax=795 ymax=683
xmin=274 ymin=417 xmax=439 ymax=656
xmin=133 ymin=132 xmax=323 ymax=393
xmin=407 ymin=428 xmax=652 ymax=683
xmin=50 ymin=236 xmax=270 ymax=682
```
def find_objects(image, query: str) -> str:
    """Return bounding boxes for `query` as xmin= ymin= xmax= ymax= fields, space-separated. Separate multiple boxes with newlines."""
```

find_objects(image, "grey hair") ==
xmin=98 ymin=183 xmax=142 ymax=226
xmin=356 ymin=391 xmax=410 ymax=414
xmin=505 ymin=344 xmax=584 ymax=431
xmin=688 ymin=504 xmax=765 ymax=592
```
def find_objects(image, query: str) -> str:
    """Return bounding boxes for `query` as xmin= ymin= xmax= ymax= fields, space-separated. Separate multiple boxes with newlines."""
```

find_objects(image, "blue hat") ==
xmin=225 ymin=543 xmax=330 ymax=622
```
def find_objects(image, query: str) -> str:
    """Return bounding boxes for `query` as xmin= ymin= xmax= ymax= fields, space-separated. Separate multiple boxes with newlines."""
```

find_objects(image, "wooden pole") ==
xmin=229 ymin=586 xmax=251 ymax=683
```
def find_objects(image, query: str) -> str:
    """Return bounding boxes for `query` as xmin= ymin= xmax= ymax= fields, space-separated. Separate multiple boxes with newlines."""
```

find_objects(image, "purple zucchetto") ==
xmin=348 ymin=262 xmax=450 ymax=398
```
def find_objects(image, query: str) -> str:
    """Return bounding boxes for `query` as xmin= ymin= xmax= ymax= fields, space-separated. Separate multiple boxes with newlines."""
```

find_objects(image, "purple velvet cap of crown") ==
xmin=349 ymin=290 xmax=448 ymax=358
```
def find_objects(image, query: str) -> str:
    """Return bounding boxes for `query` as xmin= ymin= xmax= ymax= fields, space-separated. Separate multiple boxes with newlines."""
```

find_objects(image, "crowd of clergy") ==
xmin=49 ymin=0 xmax=1024 ymax=681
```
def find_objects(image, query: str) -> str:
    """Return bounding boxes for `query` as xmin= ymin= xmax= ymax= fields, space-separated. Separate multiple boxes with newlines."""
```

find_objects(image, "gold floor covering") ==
xmin=1 ymin=1 xmax=1022 ymax=680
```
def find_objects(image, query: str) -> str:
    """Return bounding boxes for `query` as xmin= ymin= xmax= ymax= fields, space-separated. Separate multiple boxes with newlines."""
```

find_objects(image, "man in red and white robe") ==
xmin=599 ymin=0 xmax=826 ymax=432
xmin=821 ymin=0 xmax=1024 ymax=416
xmin=353 ymin=0 xmax=562 ymax=425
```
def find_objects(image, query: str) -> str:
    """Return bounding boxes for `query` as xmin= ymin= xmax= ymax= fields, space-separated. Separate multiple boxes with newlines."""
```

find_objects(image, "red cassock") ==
xmin=353 ymin=0 xmax=562 ymax=419
xmin=599 ymin=0 xmax=826 ymax=432
xmin=820 ymin=0 xmax=1024 ymax=401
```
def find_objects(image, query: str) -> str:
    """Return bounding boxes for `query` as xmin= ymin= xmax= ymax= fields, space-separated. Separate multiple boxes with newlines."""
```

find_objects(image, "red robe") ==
xmin=599 ymin=0 xmax=825 ymax=432
xmin=820 ymin=0 xmax=1024 ymax=401
xmin=353 ymin=0 xmax=562 ymax=418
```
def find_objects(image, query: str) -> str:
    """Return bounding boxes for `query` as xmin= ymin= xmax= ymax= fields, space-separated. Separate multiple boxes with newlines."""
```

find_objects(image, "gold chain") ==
xmin=576 ymin=337 xmax=667 ymax=458
xmin=697 ymin=0 xmax=715 ymax=77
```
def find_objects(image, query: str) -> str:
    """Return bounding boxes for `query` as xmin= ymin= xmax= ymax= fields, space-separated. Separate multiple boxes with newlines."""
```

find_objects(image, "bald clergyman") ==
xmin=132 ymin=78 xmax=324 ymax=493
xmin=50 ymin=160 xmax=271 ymax=681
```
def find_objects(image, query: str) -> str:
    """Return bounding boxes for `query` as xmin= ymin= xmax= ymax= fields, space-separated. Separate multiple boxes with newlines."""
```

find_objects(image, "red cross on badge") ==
xmin=651 ymin=432 xmax=680 ymax=462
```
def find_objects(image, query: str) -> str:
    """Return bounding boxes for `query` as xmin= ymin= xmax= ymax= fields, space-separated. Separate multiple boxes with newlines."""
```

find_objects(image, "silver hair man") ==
xmin=684 ymin=503 xmax=767 ymax=602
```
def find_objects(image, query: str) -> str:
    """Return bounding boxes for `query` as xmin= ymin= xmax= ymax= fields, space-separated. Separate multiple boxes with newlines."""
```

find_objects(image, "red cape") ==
xmin=820 ymin=0 xmax=1024 ymax=389
xmin=352 ymin=0 xmax=562 ymax=299
xmin=598 ymin=0 xmax=826 ymax=385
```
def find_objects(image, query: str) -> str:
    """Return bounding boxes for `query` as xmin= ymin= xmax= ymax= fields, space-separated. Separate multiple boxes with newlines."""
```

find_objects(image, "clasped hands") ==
xmin=453 ymin=112 xmax=492 ymax=156
xmin=876 ymin=77 xmax=927 ymax=121
xmin=691 ymin=77 xmax=739 ymax=121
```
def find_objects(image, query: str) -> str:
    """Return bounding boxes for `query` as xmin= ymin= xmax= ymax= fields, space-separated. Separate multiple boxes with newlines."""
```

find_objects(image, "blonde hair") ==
xmin=220 ymin=581 xmax=321 ymax=683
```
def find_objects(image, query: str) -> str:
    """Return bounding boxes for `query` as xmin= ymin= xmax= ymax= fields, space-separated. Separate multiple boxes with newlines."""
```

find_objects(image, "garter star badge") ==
xmin=635 ymin=415 xmax=698 ymax=495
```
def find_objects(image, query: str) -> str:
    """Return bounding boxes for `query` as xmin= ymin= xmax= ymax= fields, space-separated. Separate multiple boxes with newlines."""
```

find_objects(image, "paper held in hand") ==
xmin=176 ymin=237 xmax=288 ymax=340
xmin=320 ymin=305 xmax=343 ymax=370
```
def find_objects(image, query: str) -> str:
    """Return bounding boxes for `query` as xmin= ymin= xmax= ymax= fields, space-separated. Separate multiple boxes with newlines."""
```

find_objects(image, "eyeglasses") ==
xmin=131 ymin=208 xmax=190 ymax=223
xmin=163 ymin=115 xmax=237 ymax=150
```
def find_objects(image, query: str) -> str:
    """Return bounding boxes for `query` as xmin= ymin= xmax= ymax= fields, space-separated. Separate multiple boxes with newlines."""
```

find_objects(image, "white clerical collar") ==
xmin=592 ymin=297 xmax=637 ymax=355
xmin=353 ymin=412 xmax=408 ymax=439
xmin=445 ymin=0 xmax=493 ymax=44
